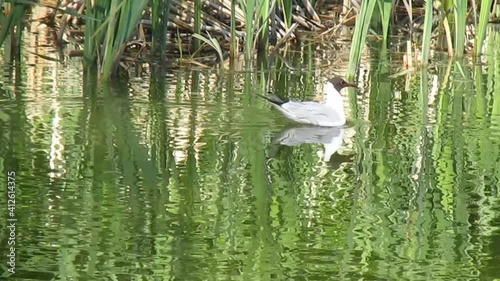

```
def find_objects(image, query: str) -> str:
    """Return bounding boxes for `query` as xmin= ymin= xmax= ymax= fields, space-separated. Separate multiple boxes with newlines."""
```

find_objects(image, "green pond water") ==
xmin=1 ymin=40 xmax=500 ymax=281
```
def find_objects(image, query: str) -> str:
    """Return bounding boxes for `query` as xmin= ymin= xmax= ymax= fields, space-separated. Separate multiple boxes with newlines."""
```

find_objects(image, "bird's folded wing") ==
xmin=281 ymin=101 xmax=342 ymax=126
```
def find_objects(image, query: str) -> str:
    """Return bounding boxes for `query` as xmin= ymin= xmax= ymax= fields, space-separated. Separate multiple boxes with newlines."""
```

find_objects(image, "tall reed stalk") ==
xmin=454 ymin=0 xmax=467 ymax=57
xmin=347 ymin=0 xmax=375 ymax=78
xmin=420 ymin=0 xmax=433 ymax=64
xmin=281 ymin=0 xmax=292 ymax=26
xmin=377 ymin=0 xmax=392 ymax=45
xmin=102 ymin=0 xmax=148 ymax=80
xmin=193 ymin=0 xmax=202 ymax=51
xmin=230 ymin=0 xmax=238 ymax=61
xmin=0 ymin=2 xmax=26 ymax=63
xmin=474 ymin=0 xmax=493 ymax=56
xmin=235 ymin=0 xmax=292 ymax=62
xmin=348 ymin=0 xmax=495 ymax=72
xmin=241 ymin=0 xmax=256 ymax=61
xmin=258 ymin=0 xmax=270 ymax=55
xmin=83 ymin=0 xmax=148 ymax=80
xmin=151 ymin=0 xmax=172 ymax=61
xmin=83 ymin=0 xmax=107 ymax=65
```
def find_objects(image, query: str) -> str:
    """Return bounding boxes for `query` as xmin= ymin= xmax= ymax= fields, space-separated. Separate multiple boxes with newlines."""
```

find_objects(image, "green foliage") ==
xmin=453 ymin=0 xmax=467 ymax=57
xmin=192 ymin=33 xmax=224 ymax=62
xmin=258 ymin=0 xmax=270 ymax=55
xmin=235 ymin=0 xmax=295 ymax=62
xmin=377 ymin=0 xmax=392 ymax=44
xmin=347 ymin=0 xmax=376 ymax=79
xmin=102 ymin=0 xmax=148 ymax=80
xmin=230 ymin=0 xmax=238 ymax=61
xmin=83 ymin=0 xmax=148 ymax=80
xmin=151 ymin=0 xmax=172 ymax=61
xmin=474 ymin=0 xmax=493 ymax=56
xmin=348 ymin=0 xmax=495 ymax=74
xmin=241 ymin=0 xmax=257 ymax=60
xmin=84 ymin=0 xmax=106 ymax=64
xmin=421 ymin=0 xmax=434 ymax=64
xmin=0 ymin=2 xmax=26 ymax=62
xmin=193 ymin=0 xmax=202 ymax=51
xmin=280 ymin=0 xmax=293 ymax=26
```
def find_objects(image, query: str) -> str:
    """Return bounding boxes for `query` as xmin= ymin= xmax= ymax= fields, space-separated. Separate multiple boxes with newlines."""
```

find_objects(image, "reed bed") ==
xmin=54 ymin=0 xmax=326 ymax=71
xmin=346 ymin=0 xmax=497 ymax=78
xmin=1 ymin=0 xmax=498 ymax=79
xmin=0 ymin=1 xmax=28 ymax=63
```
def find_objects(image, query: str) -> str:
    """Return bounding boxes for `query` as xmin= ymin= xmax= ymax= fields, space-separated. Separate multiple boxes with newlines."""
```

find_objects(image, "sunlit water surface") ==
xmin=1 ymin=42 xmax=500 ymax=281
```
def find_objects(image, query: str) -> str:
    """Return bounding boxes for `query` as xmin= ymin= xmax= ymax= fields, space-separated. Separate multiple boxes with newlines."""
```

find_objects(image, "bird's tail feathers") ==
xmin=256 ymin=93 xmax=289 ymax=106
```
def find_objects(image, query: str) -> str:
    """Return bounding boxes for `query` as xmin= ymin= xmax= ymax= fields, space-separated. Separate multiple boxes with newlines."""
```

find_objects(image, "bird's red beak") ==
xmin=345 ymin=82 xmax=358 ymax=88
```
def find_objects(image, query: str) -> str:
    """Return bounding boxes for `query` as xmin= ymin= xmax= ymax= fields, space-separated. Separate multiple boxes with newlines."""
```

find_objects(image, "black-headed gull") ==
xmin=258 ymin=77 xmax=357 ymax=127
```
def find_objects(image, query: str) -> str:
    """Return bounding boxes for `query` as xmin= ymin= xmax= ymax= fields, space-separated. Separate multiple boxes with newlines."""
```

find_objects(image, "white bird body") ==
xmin=259 ymin=77 xmax=356 ymax=127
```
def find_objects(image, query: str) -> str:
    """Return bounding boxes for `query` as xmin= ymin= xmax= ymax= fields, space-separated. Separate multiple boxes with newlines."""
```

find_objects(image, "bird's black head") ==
xmin=327 ymin=77 xmax=357 ymax=92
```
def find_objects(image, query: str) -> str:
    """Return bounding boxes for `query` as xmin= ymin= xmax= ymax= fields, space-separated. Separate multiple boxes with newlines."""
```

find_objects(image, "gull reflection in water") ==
xmin=273 ymin=125 xmax=354 ymax=167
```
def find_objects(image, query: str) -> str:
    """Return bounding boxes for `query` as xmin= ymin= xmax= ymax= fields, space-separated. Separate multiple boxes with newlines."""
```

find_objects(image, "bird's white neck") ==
xmin=324 ymin=82 xmax=345 ymax=116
